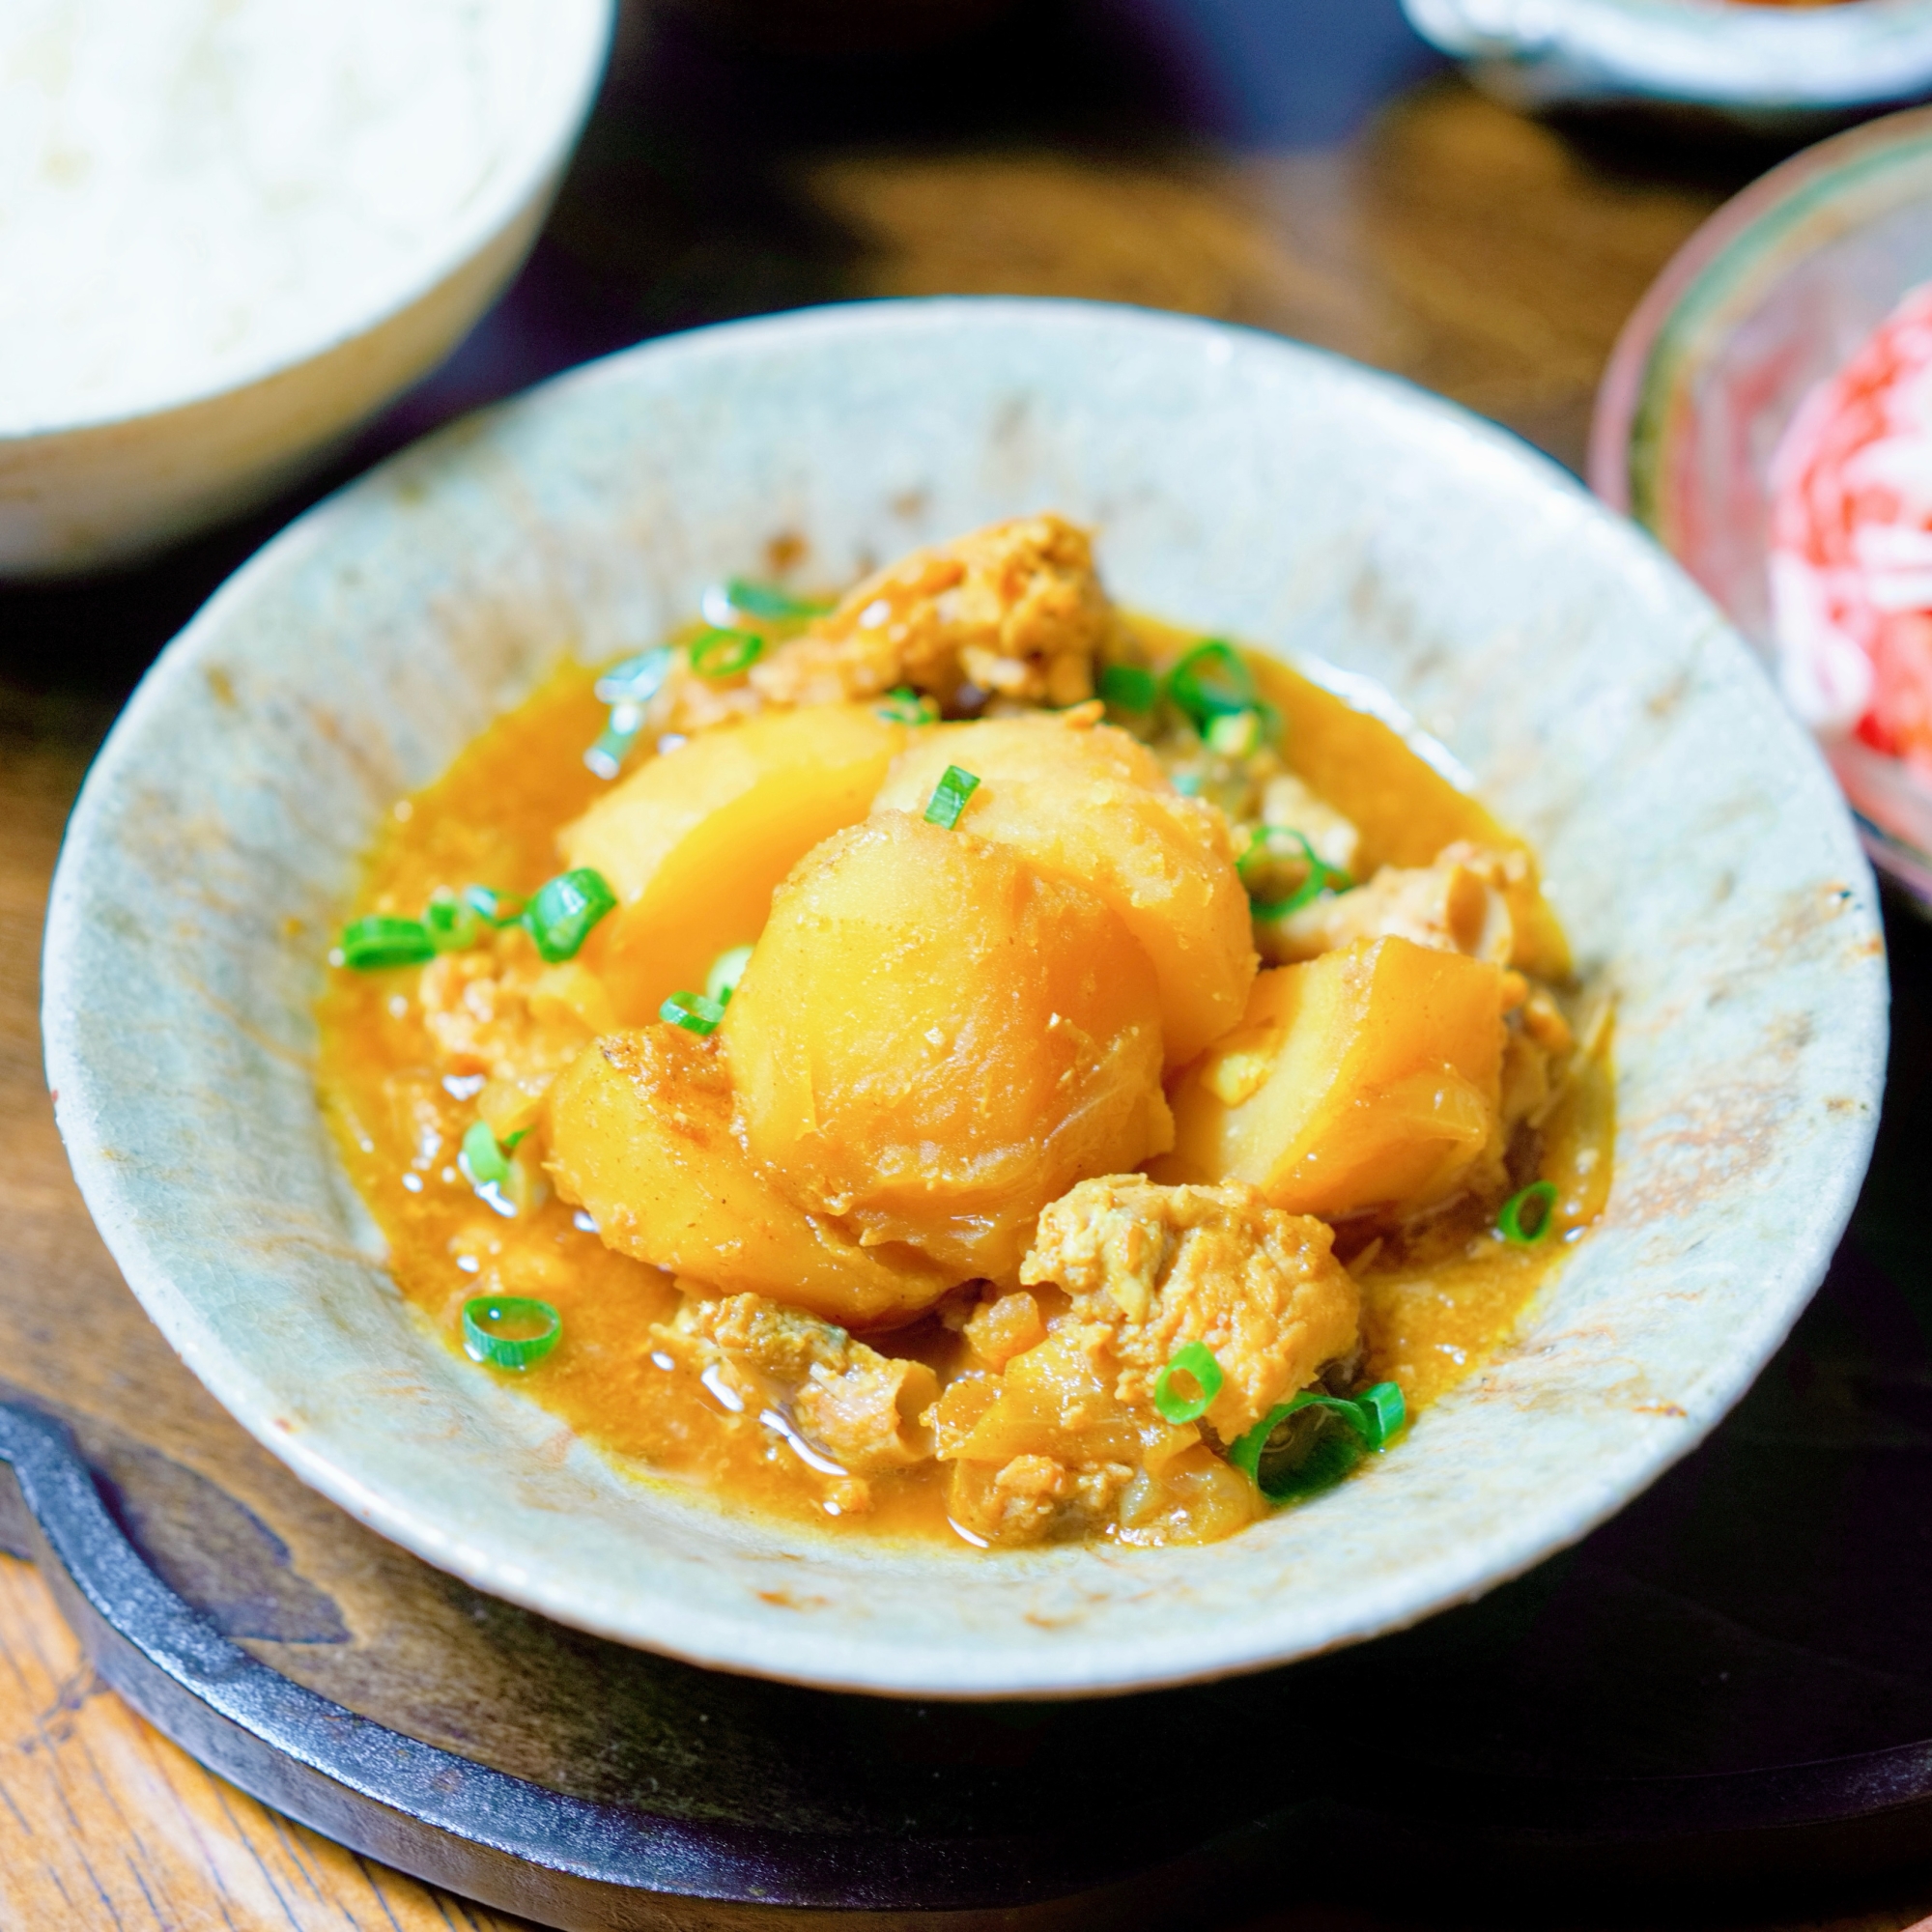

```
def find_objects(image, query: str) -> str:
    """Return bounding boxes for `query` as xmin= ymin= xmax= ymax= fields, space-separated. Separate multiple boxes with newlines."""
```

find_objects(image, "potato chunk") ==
xmin=724 ymin=811 xmax=1172 ymax=1280
xmin=557 ymin=704 xmax=912 ymax=1023
xmin=544 ymin=1025 xmax=952 ymax=1327
xmin=1157 ymin=935 xmax=1506 ymax=1222
xmin=1022 ymin=1176 xmax=1361 ymax=1442
xmin=872 ymin=709 xmax=1256 ymax=1066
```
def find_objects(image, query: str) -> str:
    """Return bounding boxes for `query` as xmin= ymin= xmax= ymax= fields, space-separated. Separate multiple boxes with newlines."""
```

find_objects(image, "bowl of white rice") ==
xmin=0 ymin=0 xmax=611 ymax=578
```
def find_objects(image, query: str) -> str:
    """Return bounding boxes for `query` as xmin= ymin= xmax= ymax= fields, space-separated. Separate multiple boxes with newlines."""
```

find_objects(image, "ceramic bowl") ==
xmin=44 ymin=299 xmax=1886 ymax=1698
xmin=0 ymin=0 xmax=612 ymax=579
xmin=1591 ymin=104 xmax=1932 ymax=904
xmin=1403 ymin=0 xmax=1932 ymax=117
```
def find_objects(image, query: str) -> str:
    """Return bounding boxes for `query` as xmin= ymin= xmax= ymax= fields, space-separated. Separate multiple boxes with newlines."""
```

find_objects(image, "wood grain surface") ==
xmin=802 ymin=78 xmax=1730 ymax=472
xmin=0 ymin=1554 xmax=524 ymax=1932
xmin=6 ymin=1 xmax=1931 ymax=1921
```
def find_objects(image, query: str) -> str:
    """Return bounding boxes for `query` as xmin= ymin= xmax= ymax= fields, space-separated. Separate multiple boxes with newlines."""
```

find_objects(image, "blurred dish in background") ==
xmin=1402 ymin=0 xmax=1932 ymax=118
xmin=1591 ymin=102 xmax=1932 ymax=902
xmin=0 ymin=0 xmax=611 ymax=579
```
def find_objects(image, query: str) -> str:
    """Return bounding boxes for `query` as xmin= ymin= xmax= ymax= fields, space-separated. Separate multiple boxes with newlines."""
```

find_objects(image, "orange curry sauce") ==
xmin=316 ymin=636 xmax=1612 ymax=1546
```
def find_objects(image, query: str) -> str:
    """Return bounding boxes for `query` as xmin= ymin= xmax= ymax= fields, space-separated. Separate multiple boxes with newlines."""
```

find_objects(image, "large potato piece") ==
xmin=1158 ymin=935 xmax=1506 ymax=1222
xmin=872 ymin=711 xmax=1255 ymax=1066
xmin=558 ymin=704 xmax=912 ymax=1023
xmin=545 ymin=1026 xmax=952 ymax=1328
xmin=724 ymin=811 xmax=1172 ymax=1280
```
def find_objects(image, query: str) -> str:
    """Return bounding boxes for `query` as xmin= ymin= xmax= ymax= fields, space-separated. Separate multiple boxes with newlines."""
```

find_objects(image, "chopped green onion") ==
xmin=587 ymin=647 xmax=675 ymax=780
xmin=585 ymin=705 xmax=643 ymax=781
xmin=1230 ymin=1381 xmax=1406 ymax=1504
xmin=1498 ymin=1179 xmax=1559 ymax=1245
xmin=689 ymin=628 xmax=764 ymax=680
xmin=460 ymin=1122 xmax=527 ymax=1211
xmin=721 ymin=577 xmax=833 ymax=621
xmin=463 ymin=885 xmax=526 ymax=927
xmin=923 ymin=765 xmax=981 ymax=830
xmin=1236 ymin=1405 xmax=1364 ymax=1500
xmin=460 ymin=1119 xmax=513 ymax=1189
xmin=1241 ymin=827 xmax=1351 ymax=921
xmin=595 ymin=645 xmax=676 ymax=707
xmin=1167 ymin=640 xmax=1258 ymax=726
xmin=339 ymin=915 xmax=436 ymax=971
xmin=521 ymin=867 xmax=616 ymax=963
xmin=1207 ymin=708 xmax=1264 ymax=758
xmin=705 ymin=944 xmax=753 ymax=1006
xmin=424 ymin=892 xmax=483 ymax=953
xmin=876 ymin=685 xmax=939 ymax=726
xmin=1152 ymin=1342 xmax=1225 ymax=1425
xmin=462 ymin=1295 xmax=561 ymax=1372
xmin=1098 ymin=663 xmax=1159 ymax=713
xmin=1358 ymin=1381 xmax=1406 ymax=1443
xmin=662 ymin=990 xmax=727 ymax=1036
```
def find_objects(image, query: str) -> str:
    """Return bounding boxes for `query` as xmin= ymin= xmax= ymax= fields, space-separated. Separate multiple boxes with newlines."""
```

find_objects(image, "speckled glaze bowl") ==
xmin=43 ymin=300 xmax=1887 ymax=1698
xmin=1590 ymin=106 xmax=1932 ymax=904
xmin=1404 ymin=0 xmax=1932 ymax=117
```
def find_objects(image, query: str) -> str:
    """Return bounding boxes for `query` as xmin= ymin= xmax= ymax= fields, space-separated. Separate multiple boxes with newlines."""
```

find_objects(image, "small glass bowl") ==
xmin=1591 ymin=101 xmax=1932 ymax=904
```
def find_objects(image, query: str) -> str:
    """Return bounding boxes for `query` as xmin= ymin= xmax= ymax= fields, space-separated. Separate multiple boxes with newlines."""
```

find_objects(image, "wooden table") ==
xmin=6 ymin=1 xmax=1932 ymax=1923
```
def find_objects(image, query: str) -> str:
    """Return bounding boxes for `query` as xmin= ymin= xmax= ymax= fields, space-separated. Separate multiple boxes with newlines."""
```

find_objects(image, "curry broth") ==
xmin=317 ymin=639 xmax=1610 ymax=1545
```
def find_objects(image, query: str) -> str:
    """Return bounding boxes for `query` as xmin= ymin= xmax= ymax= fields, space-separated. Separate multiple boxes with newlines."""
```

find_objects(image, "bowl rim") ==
xmin=0 ymin=0 xmax=614 ymax=444
xmin=43 ymin=297 xmax=1889 ymax=1697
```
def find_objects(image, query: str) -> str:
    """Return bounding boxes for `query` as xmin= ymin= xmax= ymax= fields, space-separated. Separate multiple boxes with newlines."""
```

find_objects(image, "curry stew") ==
xmin=318 ymin=516 xmax=1611 ymax=1550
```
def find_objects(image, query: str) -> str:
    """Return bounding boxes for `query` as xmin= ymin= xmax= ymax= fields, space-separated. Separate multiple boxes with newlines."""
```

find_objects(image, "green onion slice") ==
xmin=339 ymin=915 xmax=436 ymax=971
xmin=460 ymin=1119 xmax=512 ymax=1188
xmin=594 ymin=645 xmax=676 ymax=706
xmin=462 ymin=885 xmax=526 ymax=927
xmin=1358 ymin=1381 xmax=1406 ymax=1443
xmin=705 ymin=944 xmax=753 ymax=1006
xmin=1167 ymin=640 xmax=1258 ymax=726
xmin=923 ymin=764 xmax=981 ymax=830
xmin=1240 ymin=827 xmax=1352 ymax=921
xmin=662 ymin=990 xmax=727 ymax=1036
xmin=721 ymin=577 xmax=833 ymax=621
xmin=424 ymin=892 xmax=483 ymax=954
xmin=585 ymin=708 xmax=643 ymax=781
xmin=1152 ymin=1342 xmax=1225 ymax=1425
xmin=1230 ymin=1381 xmax=1406 ymax=1504
xmin=1207 ymin=708 xmax=1264 ymax=758
xmin=1498 ymin=1179 xmax=1560 ymax=1245
xmin=876 ymin=685 xmax=939 ymax=726
xmin=689 ymin=628 xmax=765 ymax=680
xmin=587 ymin=647 xmax=675 ymax=779
xmin=521 ymin=867 xmax=616 ymax=963
xmin=462 ymin=1295 xmax=561 ymax=1372
xmin=1098 ymin=663 xmax=1159 ymax=713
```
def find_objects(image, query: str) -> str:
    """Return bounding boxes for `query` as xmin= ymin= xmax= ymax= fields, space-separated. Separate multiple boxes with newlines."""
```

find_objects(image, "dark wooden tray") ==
xmin=9 ymin=1009 xmax=1932 ymax=1932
